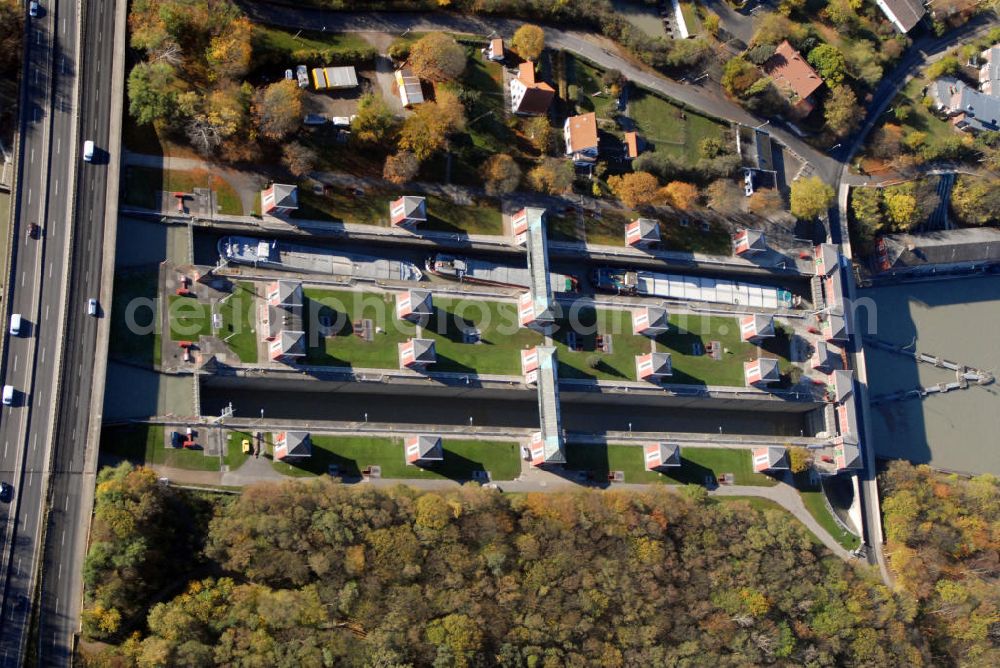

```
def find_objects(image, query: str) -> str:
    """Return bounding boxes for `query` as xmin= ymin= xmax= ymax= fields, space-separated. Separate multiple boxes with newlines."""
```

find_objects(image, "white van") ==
xmin=83 ymin=140 xmax=95 ymax=162
xmin=87 ymin=298 xmax=98 ymax=316
xmin=2 ymin=385 xmax=14 ymax=406
xmin=9 ymin=313 xmax=21 ymax=336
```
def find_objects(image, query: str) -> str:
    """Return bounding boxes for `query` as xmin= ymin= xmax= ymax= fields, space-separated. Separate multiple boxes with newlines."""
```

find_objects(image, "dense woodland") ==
xmin=81 ymin=463 xmax=927 ymax=667
xmin=881 ymin=461 xmax=1000 ymax=666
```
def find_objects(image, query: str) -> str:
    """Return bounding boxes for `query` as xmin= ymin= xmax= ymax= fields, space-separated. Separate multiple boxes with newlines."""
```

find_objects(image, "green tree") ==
xmin=825 ymin=85 xmax=861 ymax=137
xmin=511 ymin=24 xmax=545 ymax=61
xmin=883 ymin=186 xmax=918 ymax=230
xmin=481 ymin=154 xmax=522 ymax=195
xmin=807 ymin=44 xmax=848 ymax=85
xmin=409 ymin=32 xmax=466 ymax=81
xmin=850 ymin=187 xmax=884 ymax=236
xmin=925 ymin=56 xmax=961 ymax=81
xmin=525 ymin=116 xmax=554 ymax=154
xmin=127 ymin=61 xmax=178 ymax=125
xmin=950 ymin=176 xmax=1000 ymax=226
xmin=721 ymin=57 xmax=761 ymax=98
xmin=790 ymin=176 xmax=834 ymax=219
xmin=527 ymin=158 xmax=574 ymax=194
xmin=351 ymin=93 xmax=397 ymax=144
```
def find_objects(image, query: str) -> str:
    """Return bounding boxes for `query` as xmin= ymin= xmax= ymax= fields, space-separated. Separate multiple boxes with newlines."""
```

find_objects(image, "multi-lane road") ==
xmin=0 ymin=0 xmax=116 ymax=664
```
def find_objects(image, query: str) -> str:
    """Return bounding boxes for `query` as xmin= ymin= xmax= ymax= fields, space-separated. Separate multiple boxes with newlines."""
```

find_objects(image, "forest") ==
xmin=880 ymin=461 xmax=1000 ymax=666
xmin=80 ymin=463 xmax=927 ymax=667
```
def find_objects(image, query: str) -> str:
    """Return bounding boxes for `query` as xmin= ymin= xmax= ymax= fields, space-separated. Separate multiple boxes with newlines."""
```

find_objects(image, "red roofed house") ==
xmin=564 ymin=112 xmax=599 ymax=166
xmin=636 ymin=352 xmax=672 ymax=381
xmin=733 ymin=228 xmax=767 ymax=256
xmin=632 ymin=305 xmax=669 ymax=337
xmin=645 ymin=442 xmax=681 ymax=471
xmin=752 ymin=445 xmax=789 ymax=472
xmin=744 ymin=357 xmax=780 ymax=386
xmin=510 ymin=62 xmax=555 ymax=115
xmin=399 ymin=338 xmax=436 ymax=369
xmin=274 ymin=431 xmax=311 ymax=461
xmin=389 ymin=196 xmax=427 ymax=228
xmin=487 ymin=38 xmax=505 ymax=62
xmin=740 ymin=313 xmax=775 ymax=342
xmin=763 ymin=41 xmax=824 ymax=116
xmin=396 ymin=289 xmax=433 ymax=321
xmin=625 ymin=218 xmax=660 ymax=248
xmin=261 ymin=184 xmax=299 ymax=217
xmin=405 ymin=435 xmax=444 ymax=466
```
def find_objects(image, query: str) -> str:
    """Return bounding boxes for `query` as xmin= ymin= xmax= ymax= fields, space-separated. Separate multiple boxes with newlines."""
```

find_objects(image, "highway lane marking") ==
xmin=45 ymin=304 xmax=49 ymax=320
xmin=40 ymin=347 xmax=45 ymax=363
xmin=21 ymin=271 xmax=25 ymax=287
xmin=28 ymin=471 xmax=32 ymax=487
xmin=32 ymin=435 xmax=37 ymax=453
xmin=27 ymin=188 xmax=31 ymax=205
xmin=16 ymin=557 xmax=21 ymax=573
xmin=12 ymin=355 xmax=16 ymax=372
xmin=48 ymin=262 xmax=53 ymax=278
xmin=30 ymin=148 xmax=33 ymax=164
xmin=54 ymin=179 xmax=59 ymax=195
xmin=35 ymin=30 xmax=41 ymax=45
xmin=55 ymin=137 xmax=60 ymax=154
xmin=61 ymin=18 xmax=65 ymax=35
xmin=97 ymin=60 xmax=100 ymax=75
xmin=64 ymin=495 xmax=69 ymax=511
xmin=60 ymin=530 xmax=65 ymax=547
xmin=3 ymin=442 xmax=7 ymax=459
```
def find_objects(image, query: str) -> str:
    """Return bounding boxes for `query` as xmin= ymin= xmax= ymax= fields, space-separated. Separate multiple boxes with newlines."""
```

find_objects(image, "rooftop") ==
xmin=764 ymin=41 xmax=824 ymax=104
xmin=565 ymin=112 xmax=599 ymax=153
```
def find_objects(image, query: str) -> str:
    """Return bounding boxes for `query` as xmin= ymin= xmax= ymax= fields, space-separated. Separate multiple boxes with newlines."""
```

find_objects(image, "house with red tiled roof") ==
xmin=763 ymin=41 xmax=824 ymax=115
xmin=510 ymin=62 xmax=555 ymax=115
xmin=564 ymin=112 xmax=599 ymax=165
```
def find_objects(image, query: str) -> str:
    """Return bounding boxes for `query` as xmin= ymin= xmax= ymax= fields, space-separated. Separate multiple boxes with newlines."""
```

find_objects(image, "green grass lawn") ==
xmin=100 ymin=424 xmax=221 ymax=471
xmin=271 ymin=435 xmax=522 ymax=481
xmin=628 ymin=89 xmax=728 ymax=164
xmin=895 ymin=78 xmax=960 ymax=148
xmin=303 ymin=289 xmax=409 ymax=369
xmin=583 ymin=209 xmax=631 ymax=247
xmin=167 ymin=295 xmax=213 ymax=341
xmin=253 ymin=25 xmax=373 ymax=58
xmin=546 ymin=213 xmax=582 ymax=242
xmin=122 ymin=166 xmax=243 ymax=215
xmin=552 ymin=307 xmax=655 ymax=381
xmin=655 ymin=314 xmax=760 ymax=387
xmin=567 ymin=54 xmax=617 ymax=120
xmin=224 ymin=430 xmax=254 ymax=471
xmin=421 ymin=297 xmax=544 ymax=375
xmin=796 ymin=474 xmax=862 ymax=550
xmin=564 ymin=444 xmax=779 ymax=486
xmin=110 ymin=267 xmax=161 ymax=367
xmin=679 ymin=2 xmax=702 ymax=35
xmin=218 ymin=282 xmax=258 ymax=363
xmin=296 ymin=185 xmax=503 ymax=236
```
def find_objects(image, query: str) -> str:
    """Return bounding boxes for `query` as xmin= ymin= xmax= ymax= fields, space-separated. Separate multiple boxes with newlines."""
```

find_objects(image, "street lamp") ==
xmin=755 ymin=120 xmax=770 ymax=130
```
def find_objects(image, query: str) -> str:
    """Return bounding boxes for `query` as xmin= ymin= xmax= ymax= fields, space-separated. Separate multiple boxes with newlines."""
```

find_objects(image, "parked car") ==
xmin=284 ymin=69 xmax=293 ymax=80
xmin=296 ymin=65 xmax=309 ymax=89
xmin=303 ymin=114 xmax=327 ymax=126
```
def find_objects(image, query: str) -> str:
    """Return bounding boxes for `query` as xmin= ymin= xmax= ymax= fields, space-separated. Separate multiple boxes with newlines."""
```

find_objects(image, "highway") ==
xmin=34 ymin=0 xmax=118 ymax=660
xmin=0 ymin=0 xmax=83 ymax=663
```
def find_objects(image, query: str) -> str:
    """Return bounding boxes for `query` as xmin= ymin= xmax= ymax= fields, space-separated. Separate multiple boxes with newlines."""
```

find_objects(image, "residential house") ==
xmin=645 ymin=442 xmax=681 ymax=471
xmin=625 ymin=218 xmax=660 ymax=248
xmin=261 ymin=184 xmax=298 ymax=217
xmin=510 ymin=62 xmax=555 ymax=115
xmin=981 ymin=45 xmax=1000 ymax=96
xmin=752 ymin=445 xmax=789 ymax=472
xmin=874 ymin=0 xmax=926 ymax=33
xmin=740 ymin=313 xmax=775 ymax=343
xmin=399 ymin=338 xmax=436 ymax=369
xmin=274 ymin=431 xmax=312 ymax=461
xmin=636 ymin=352 xmax=672 ymax=381
xmin=632 ymin=305 xmax=669 ymax=337
xmin=763 ymin=41 xmax=824 ymax=116
xmin=389 ymin=195 xmax=427 ymax=228
xmin=395 ymin=68 xmax=424 ymax=106
xmin=397 ymin=289 xmax=433 ymax=321
xmin=928 ymin=77 xmax=1000 ymax=133
xmin=487 ymin=38 xmax=505 ymax=62
xmin=405 ymin=435 xmax=444 ymax=466
xmin=564 ymin=112 xmax=599 ymax=165
xmin=744 ymin=357 xmax=780 ymax=386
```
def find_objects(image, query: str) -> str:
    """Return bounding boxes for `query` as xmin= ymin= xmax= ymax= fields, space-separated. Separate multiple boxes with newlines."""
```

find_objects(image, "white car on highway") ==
xmin=29 ymin=1 xmax=39 ymax=18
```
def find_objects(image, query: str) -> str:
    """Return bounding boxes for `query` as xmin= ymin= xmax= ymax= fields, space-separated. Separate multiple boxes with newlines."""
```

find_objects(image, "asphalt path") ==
xmin=0 ymin=0 xmax=82 ymax=663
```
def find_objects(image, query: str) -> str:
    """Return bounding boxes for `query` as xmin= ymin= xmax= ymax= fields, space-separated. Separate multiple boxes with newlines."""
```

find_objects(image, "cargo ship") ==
xmin=592 ymin=267 xmax=794 ymax=308
xmin=426 ymin=254 xmax=578 ymax=293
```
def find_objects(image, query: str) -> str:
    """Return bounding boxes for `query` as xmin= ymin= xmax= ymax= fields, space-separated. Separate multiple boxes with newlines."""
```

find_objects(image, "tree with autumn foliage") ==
xmin=790 ymin=176 xmax=834 ymax=220
xmin=383 ymin=151 xmax=419 ymax=184
xmin=408 ymin=32 xmax=466 ymax=81
xmin=511 ymin=24 xmax=545 ymax=61
xmin=397 ymin=89 xmax=466 ymax=161
xmin=481 ymin=154 xmax=522 ymax=195
xmin=607 ymin=171 xmax=660 ymax=209
xmin=527 ymin=157 xmax=574 ymax=195
xmin=661 ymin=181 xmax=699 ymax=210
xmin=253 ymin=79 xmax=303 ymax=141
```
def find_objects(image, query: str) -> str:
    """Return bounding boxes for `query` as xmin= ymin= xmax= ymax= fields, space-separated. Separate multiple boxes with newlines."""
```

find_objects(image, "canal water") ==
xmin=859 ymin=276 xmax=1000 ymax=475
